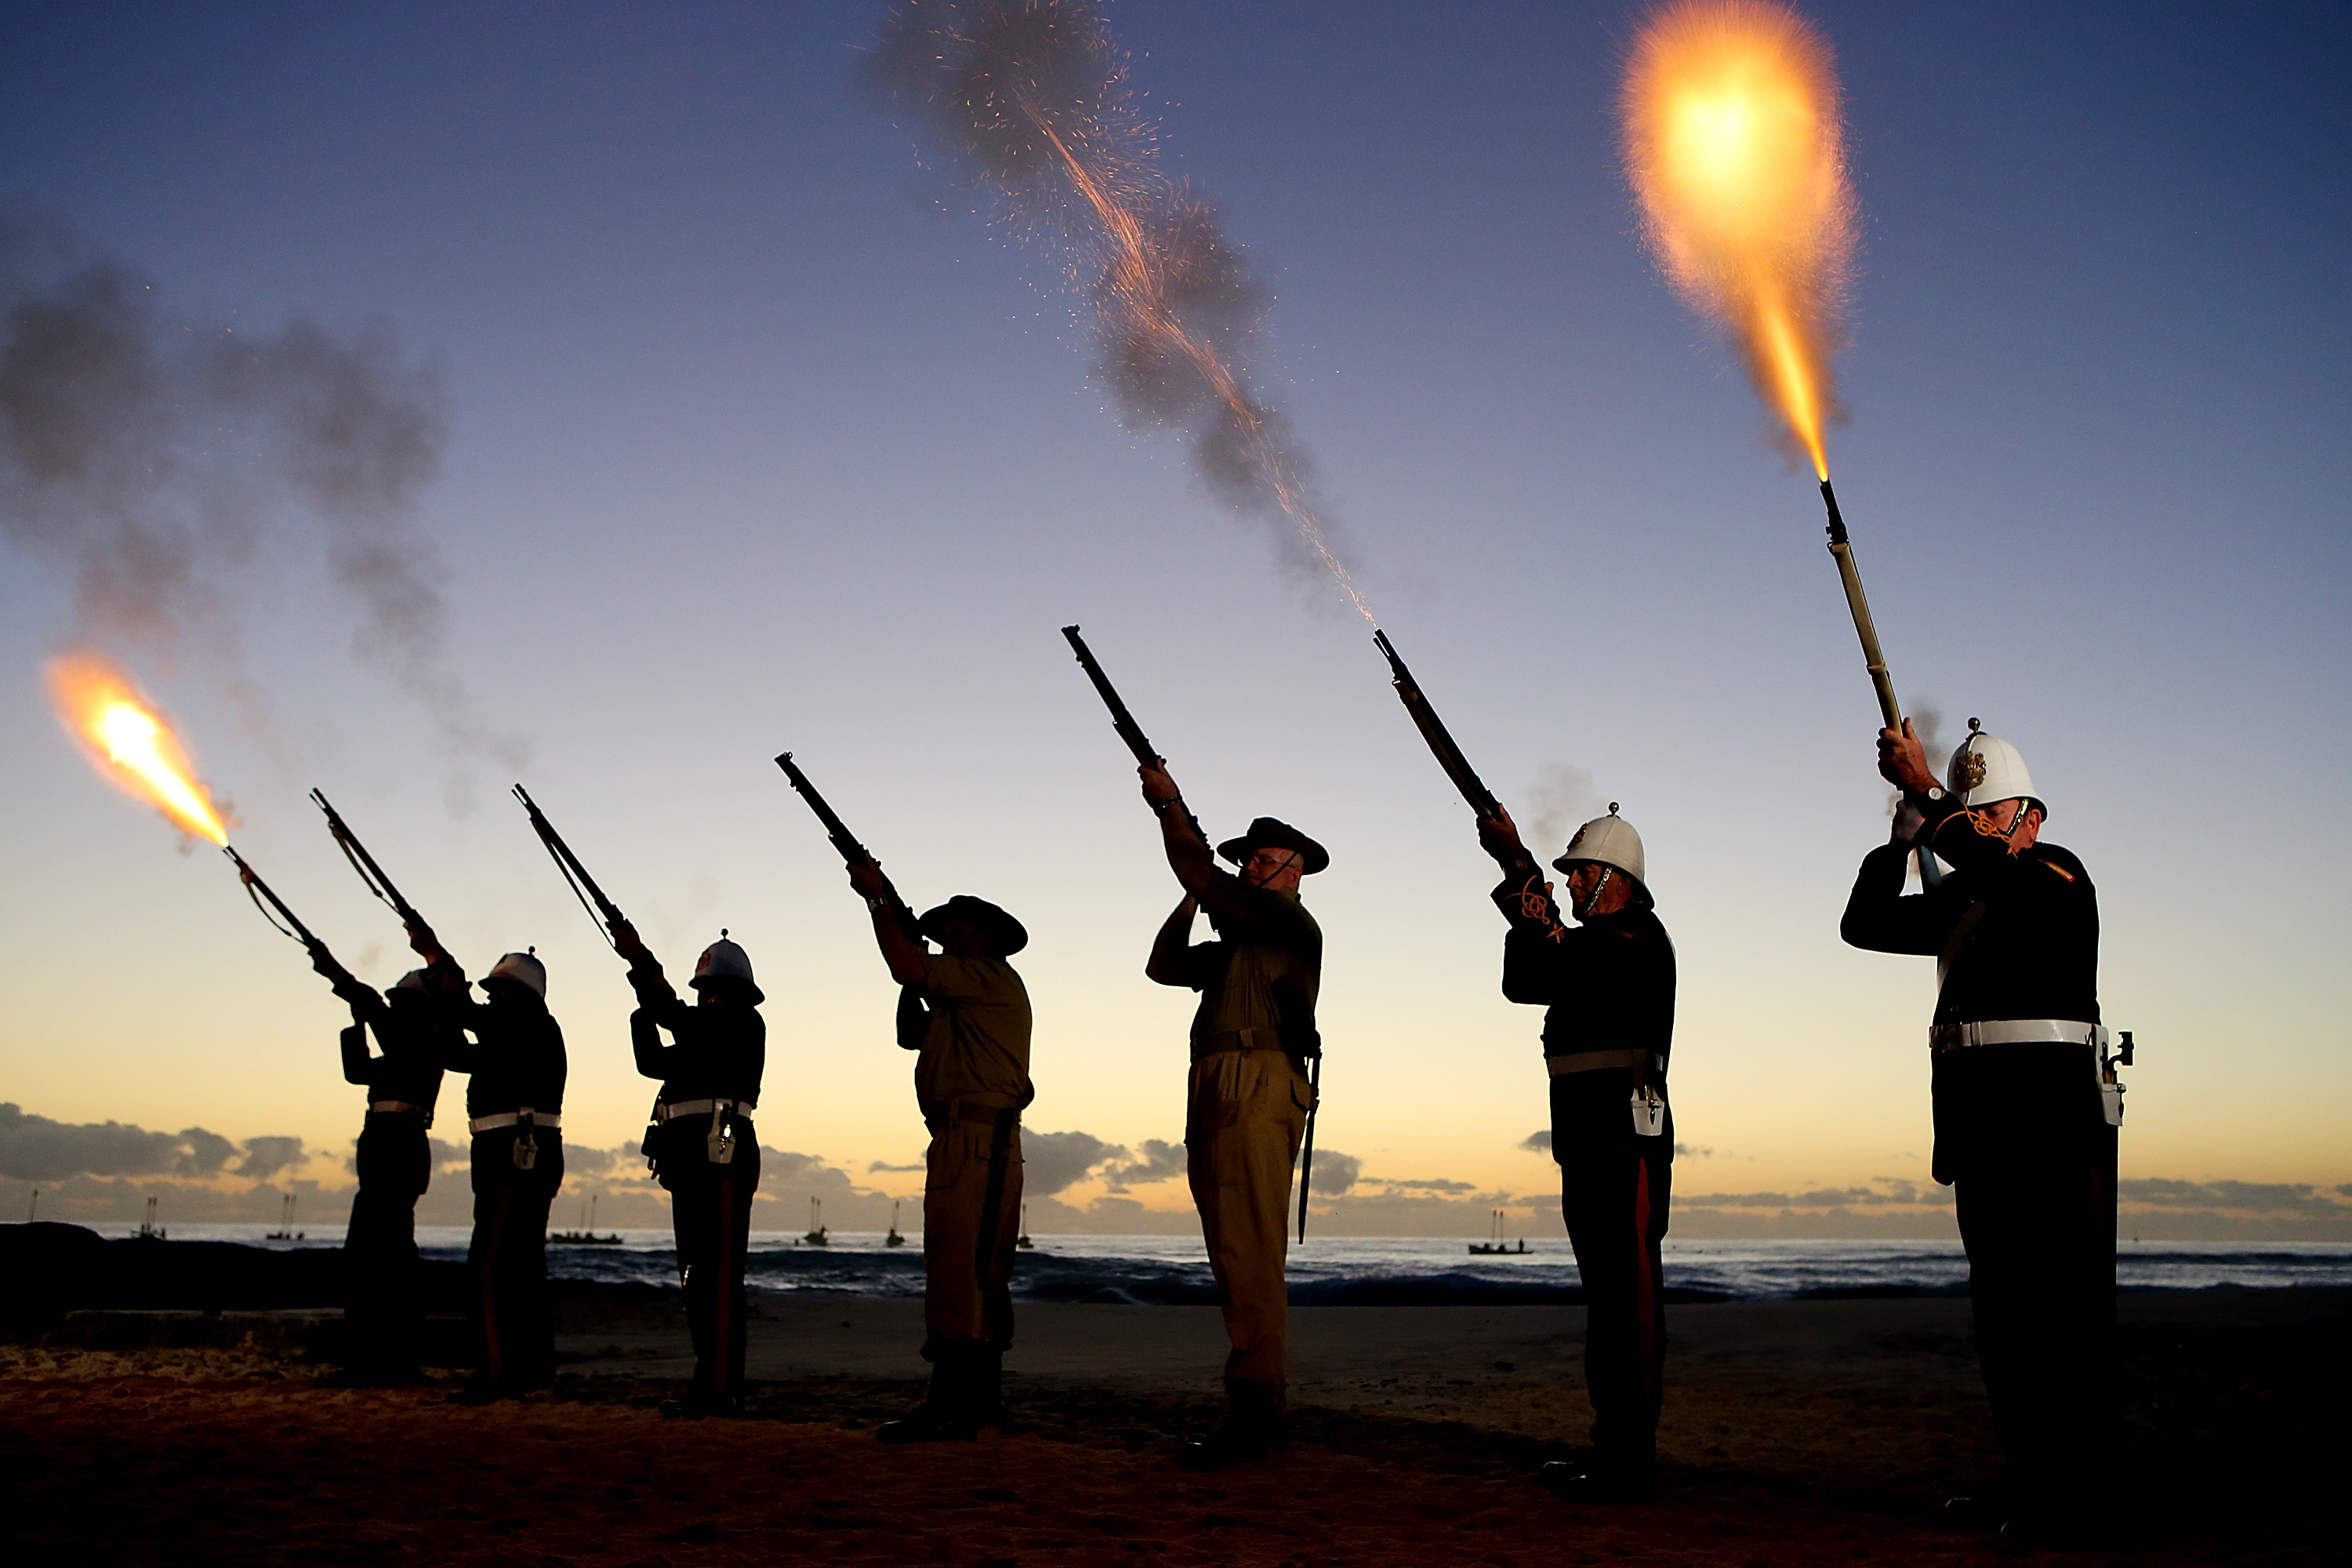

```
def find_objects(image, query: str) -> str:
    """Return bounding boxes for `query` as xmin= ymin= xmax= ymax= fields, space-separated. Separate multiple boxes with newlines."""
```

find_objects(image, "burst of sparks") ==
xmin=45 ymin=651 xmax=231 ymax=844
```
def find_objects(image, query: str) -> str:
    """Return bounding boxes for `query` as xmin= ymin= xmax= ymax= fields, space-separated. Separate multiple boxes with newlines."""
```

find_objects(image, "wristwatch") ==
xmin=1922 ymin=786 xmax=1946 ymax=802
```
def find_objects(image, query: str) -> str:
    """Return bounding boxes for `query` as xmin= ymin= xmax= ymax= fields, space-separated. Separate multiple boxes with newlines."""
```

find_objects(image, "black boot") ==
xmin=1178 ymin=1383 xmax=1286 ymax=1471
xmin=971 ymin=1346 xmax=1006 ymax=1429
xmin=877 ymin=1344 xmax=980 ymax=1444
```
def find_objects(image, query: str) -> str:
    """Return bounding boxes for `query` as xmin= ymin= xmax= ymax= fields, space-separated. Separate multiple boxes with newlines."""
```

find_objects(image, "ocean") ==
xmin=112 ymin=1225 xmax=2352 ymax=1305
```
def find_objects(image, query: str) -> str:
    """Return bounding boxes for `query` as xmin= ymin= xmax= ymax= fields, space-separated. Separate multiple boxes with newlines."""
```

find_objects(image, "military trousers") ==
xmin=652 ymin=1115 xmax=760 ymax=1404
xmin=1185 ymin=1048 xmax=1312 ymax=1399
xmin=1552 ymin=1073 xmax=1673 ymax=1474
xmin=1952 ymin=1123 xmax=2118 ymax=1494
xmin=344 ymin=1112 xmax=432 ymax=1379
xmin=466 ymin=1129 xmax=563 ymax=1394
xmin=921 ymin=1113 xmax=1023 ymax=1356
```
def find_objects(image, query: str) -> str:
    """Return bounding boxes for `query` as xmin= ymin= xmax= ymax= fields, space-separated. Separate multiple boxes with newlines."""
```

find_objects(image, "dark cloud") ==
xmin=1308 ymin=1150 xmax=1361 ymax=1196
xmin=2119 ymin=1179 xmax=2352 ymax=1215
xmin=869 ymin=1159 xmax=927 ymax=1174
xmin=0 ymin=209 xmax=521 ymax=791
xmin=233 ymin=1136 xmax=305 ymax=1183
xmin=1519 ymin=1130 xmax=1552 ymax=1154
xmin=1022 ymin=1129 xmax=1123 ymax=1197
xmin=0 ymin=1102 xmax=241 ymax=1182
xmin=1099 ymin=1138 xmax=1184 ymax=1192
xmin=1675 ymin=1181 xmax=1955 ymax=1209
xmin=562 ymin=1143 xmax=621 ymax=1178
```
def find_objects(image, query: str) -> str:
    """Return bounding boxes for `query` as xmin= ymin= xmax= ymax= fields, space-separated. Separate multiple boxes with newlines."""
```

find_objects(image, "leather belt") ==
xmin=368 ymin=1100 xmax=432 ymax=1126
xmin=920 ymin=1093 xmax=1022 ymax=1131
xmin=1545 ymin=1049 xmax=1653 ymax=1076
xmin=654 ymin=1096 xmax=756 ymax=1120
xmin=468 ymin=1107 xmax=559 ymax=1134
xmin=1929 ymin=1019 xmax=2105 ymax=1053
xmin=1192 ymin=1026 xmax=1298 ymax=1061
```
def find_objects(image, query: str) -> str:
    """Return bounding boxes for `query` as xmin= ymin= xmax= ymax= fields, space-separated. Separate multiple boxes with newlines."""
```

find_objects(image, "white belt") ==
xmin=1545 ymin=1049 xmax=1655 ymax=1076
xmin=469 ymin=1108 xmax=559 ymax=1134
xmin=368 ymin=1100 xmax=432 ymax=1125
xmin=1929 ymin=1019 xmax=2105 ymax=1053
xmin=654 ymin=1097 xmax=755 ymax=1121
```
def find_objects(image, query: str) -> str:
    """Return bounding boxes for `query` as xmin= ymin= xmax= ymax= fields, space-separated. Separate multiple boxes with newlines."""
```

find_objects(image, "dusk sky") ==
xmin=2 ymin=2 xmax=2345 ymax=1230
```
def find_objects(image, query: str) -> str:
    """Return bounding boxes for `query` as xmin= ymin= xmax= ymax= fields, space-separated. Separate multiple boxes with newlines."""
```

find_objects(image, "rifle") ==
xmin=1061 ymin=624 xmax=1207 ymax=843
xmin=1374 ymin=628 xmax=1501 ymax=822
xmin=223 ymin=845 xmax=347 ymax=978
xmin=773 ymin=752 xmax=922 ymax=942
xmin=310 ymin=788 xmax=452 ymax=964
xmin=511 ymin=784 xmax=628 ymax=949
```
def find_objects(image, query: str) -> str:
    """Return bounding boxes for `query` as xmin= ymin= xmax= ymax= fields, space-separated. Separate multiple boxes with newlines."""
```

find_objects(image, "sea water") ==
xmin=115 ymin=1225 xmax=2352 ymax=1303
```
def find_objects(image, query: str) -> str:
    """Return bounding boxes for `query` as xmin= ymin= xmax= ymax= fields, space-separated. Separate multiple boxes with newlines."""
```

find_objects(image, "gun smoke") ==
xmin=0 ymin=210 xmax=520 ymax=792
xmin=863 ymin=0 xmax=1371 ymax=617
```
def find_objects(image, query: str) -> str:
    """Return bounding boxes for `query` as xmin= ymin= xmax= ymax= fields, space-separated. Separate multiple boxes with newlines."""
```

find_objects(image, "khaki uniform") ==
xmin=1171 ymin=881 xmax=1321 ymax=1399
xmin=911 ymin=954 xmax=1033 ymax=1352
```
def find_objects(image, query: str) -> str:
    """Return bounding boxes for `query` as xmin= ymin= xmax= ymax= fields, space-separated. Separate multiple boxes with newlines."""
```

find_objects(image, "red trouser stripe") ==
xmin=1632 ymin=1160 xmax=1657 ymax=1408
xmin=713 ymin=1178 xmax=735 ymax=1399
xmin=481 ymin=1185 xmax=511 ymax=1386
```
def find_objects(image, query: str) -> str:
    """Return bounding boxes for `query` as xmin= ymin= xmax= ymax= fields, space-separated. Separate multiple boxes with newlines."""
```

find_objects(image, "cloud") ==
xmin=1309 ymin=1150 xmax=1361 ymax=1196
xmin=1100 ymin=1138 xmax=1185 ymax=1192
xmin=2119 ymin=1179 xmax=2352 ymax=1215
xmin=1373 ymin=1176 xmax=1479 ymax=1195
xmin=1519 ymin=1130 xmax=1552 ymax=1154
xmin=1675 ymin=1179 xmax=1954 ymax=1209
xmin=1022 ymin=1129 xmax=1124 ymax=1197
xmin=233 ymin=1136 xmax=305 ymax=1183
xmin=0 ymin=1102 xmax=242 ymax=1182
xmin=562 ymin=1143 xmax=621 ymax=1178
xmin=869 ymin=1159 xmax=927 ymax=1174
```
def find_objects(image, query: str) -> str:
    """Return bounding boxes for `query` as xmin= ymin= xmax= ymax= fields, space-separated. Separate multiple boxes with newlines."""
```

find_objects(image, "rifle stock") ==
xmin=774 ymin=752 xmax=922 ymax=942
xmin=1374 ymin=629 xmax=1502 ymax=822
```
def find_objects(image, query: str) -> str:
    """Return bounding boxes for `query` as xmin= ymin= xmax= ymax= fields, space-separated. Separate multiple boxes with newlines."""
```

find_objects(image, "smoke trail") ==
xmin=0 ymin=209 xmax=521 ymax=785
xmin=864 ymin=0 xmax=1372 ymax=617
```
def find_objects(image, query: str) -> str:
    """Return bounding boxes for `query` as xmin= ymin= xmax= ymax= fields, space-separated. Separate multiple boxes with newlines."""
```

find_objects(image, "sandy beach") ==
xmin=5 ymin=1281 xmax=2343 ymax=1565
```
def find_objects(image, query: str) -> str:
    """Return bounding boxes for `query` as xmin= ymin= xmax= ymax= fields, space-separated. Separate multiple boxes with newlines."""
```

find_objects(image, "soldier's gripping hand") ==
xmin=1476 ymin=805 xmax=1534 ymax=871
xmin=1138 ymin=760 xmax=1181 ymax=811
xmin=404 ymin=916 xmax=446 ymax=965
xmin=846 ymin=855 xmax=891 ymax=902
xmin=611 ymin=918 xmax=652 ymax=969
xmin=1876 ymin=717 xmax=1940 ymax=797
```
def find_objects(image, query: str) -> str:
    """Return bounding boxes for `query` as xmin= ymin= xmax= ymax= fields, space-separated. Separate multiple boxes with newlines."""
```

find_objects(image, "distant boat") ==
xmin=802 ymin=1196 xmax=829 ymax=1247
xmin=136 ymin=1194 xmax=167 ymax=1241
xmin=886 ymin=1200 xmax=906 ymax=1248
xmin=550 ymin=1192 xmax=622 ymax=1246
xmin=266 ymin=1191 xmax=303 ymax=1240
xmin=1015 ymin=1202 xmax=1033 ymax=1250
xmin=1467 ymin=1207 xmax=1529 ymax=1256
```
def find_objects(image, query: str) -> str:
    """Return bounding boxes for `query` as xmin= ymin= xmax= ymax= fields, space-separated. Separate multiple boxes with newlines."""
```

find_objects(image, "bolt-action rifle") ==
xmin=1061 ymin=624 xmax=1207 ymax=844
xmin=1374 ymin=628 xmax=1502 ymax=823
xmin=223 ymin=845 xmax=350 ymax=980
xmin=512 ymin=784 xmax=630 ymax=951
xmin=773 ymin=752 xmax=921 ymax=942
xmin=310 ymin=788 xmax=456 ymax=964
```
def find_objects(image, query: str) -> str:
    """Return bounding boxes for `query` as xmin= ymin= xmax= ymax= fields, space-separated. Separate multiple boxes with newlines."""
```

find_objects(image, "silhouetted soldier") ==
xmin=437 ymin=948 xmax=567 ymax=1404
xmin=319 ymin=964 xmax=451 ymax=1384
xmin=614 ymin=924 xmax=767 ymax=1420
xmin=1138 ymin=760 xmax=1323 ymax=1470
xmin=1843 ymin=718 xmax=2114 ymax=1543
xmin=1479 ymin=804 xmax=1675 ymax=1499
xmin=846 ymin=861 xmax=1033 ymax=1443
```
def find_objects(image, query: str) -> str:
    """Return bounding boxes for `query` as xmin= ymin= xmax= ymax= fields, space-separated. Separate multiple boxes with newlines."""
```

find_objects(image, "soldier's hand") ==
xmin=404 ymin=918 xmax=444 ymax=962
xmin=846 ymin=856 xmax=891 ymax=902
xmin=1476 ymin=806 xmax=1530 ymax=867
xmin=611 ymin=919 xmax=651 ymax=967
xmin=1138 ymin=760 xmax=1179 ymax=809
xmin=1877 ymin=718 xmax=1939 ymax=796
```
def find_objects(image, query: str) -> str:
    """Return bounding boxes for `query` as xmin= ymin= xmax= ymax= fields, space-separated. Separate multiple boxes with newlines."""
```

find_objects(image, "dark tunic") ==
xmin=631 ymin=993 xmax=765 ymax=1106
xmin=1840 ymin=805 xmax=2102 ymax=1182
xmin=1175 ymin=877 xmax=1322 ymax=1066
xmin=441 ymin=993 xmax=567 ymax=1121
xmin=340 ymin=991 xmax=449 ymax=1110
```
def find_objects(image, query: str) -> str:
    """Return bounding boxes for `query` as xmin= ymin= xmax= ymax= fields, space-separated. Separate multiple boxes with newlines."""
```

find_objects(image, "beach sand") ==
xmin=3 ymin=1287 xmax=2342 ymax=1565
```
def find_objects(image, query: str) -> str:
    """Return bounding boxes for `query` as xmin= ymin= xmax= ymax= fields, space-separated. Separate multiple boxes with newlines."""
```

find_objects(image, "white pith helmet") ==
xmin=691 ymin=931 xmax=763 ymax=1004
xmin=1552 ymin=803 xmax=1647 ymax=889
xmin=484 ymin=949 xmax=547 ymax=1001
xmin=1947 ymin=719 xmax=2043 ymax=815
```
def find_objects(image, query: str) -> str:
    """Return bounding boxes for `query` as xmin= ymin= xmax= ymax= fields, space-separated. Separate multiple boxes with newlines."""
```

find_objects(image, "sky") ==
xmin=2 ymin=1 xmax=2347 ymax=1236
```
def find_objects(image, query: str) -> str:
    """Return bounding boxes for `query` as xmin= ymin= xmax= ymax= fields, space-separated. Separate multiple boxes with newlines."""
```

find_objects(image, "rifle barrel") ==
xmin=310 ymin=789 xmax=419 ymax=922
xmin=774 ymin=752 xmax=922 ymax=941
xmin=511 ymin=784 xmax=626 ymax=930
xmin=1374 ymin=629 xmax=1502 ymax=820
xmin=1062 ymin=625 xmax=1160 ymax=766
xmin=1819 ymin=481 xmax=1904 ymax=731
xmin=223 ymin=846 xmax=327 ymax=953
